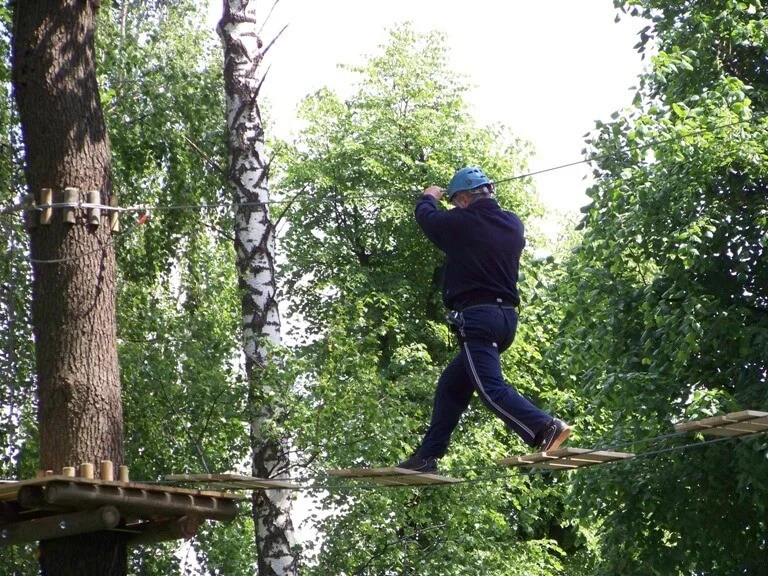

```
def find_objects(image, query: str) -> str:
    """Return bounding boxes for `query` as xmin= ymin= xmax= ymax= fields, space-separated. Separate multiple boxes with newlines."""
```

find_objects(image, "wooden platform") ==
xmin=0 ymin=476 xmax=243 ymax=548
xmin=498 ymin=447 xmax=635 ymax=470
xmin=164 ymin=473 xmax=299 ymax=491
xmin=674 ymin=410 xmax=768 ymax=437
xmin=327 ymin=467 xmax=462 ymax=486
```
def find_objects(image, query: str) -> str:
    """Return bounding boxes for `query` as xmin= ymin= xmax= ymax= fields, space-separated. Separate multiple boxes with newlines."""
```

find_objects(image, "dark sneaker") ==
xmin=396 ymin=453 xmax=437 ymax=473
xmin=535 ymin=418 xmax=572 ymax=452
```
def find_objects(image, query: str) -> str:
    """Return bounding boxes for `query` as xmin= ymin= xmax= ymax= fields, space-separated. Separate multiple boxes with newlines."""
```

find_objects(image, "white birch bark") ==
xmin=218 ymin=2 xmax=297 ymax=574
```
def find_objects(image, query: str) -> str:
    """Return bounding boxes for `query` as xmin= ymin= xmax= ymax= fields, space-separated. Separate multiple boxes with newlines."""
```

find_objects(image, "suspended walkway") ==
xmin=1 ymin=409 xmax=766 ymax=547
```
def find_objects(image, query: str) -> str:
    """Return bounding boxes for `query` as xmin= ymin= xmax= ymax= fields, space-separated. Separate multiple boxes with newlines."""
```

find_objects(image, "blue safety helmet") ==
xmin=445 ymin=166 xmax=493 ymax=201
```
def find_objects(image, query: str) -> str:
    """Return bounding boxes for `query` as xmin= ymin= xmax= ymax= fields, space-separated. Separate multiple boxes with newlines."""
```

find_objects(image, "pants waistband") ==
xmin=455 ymin=298 xmax=518 ymax=312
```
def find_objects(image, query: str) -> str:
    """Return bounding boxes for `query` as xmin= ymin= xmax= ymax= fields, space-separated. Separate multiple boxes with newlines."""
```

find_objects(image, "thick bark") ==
xmin=218 ymin=2 xmax=297 ymax=574
xmin=11 ymin=1 xmax=125 ymax=574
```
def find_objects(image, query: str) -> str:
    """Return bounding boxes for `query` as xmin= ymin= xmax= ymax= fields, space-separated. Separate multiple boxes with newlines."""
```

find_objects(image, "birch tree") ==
xmin=218 ymin=2 xmax=297 ymax=574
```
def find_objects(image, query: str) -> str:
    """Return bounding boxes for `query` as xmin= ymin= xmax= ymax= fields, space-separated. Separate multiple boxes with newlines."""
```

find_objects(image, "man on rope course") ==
xmin=398 ymin=166 xmax=571 ymax=473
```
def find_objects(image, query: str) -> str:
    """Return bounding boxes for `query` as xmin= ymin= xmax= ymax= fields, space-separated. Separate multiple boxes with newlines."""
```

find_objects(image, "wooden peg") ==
xmin=63 ymin=187 xmax=78 ymax=225
xmin=40 ymin=188 xmax=53 ymax=225
xmin=108 ymin=194 xmax=120 ymax=232
xmin=118 ymin=465 xmax=129 ymax=483
xmin=79 ymin=462 xmax=94 ymax=479
xmin=87 ymin=190 xmax=101 ymax=226
xmin=62 ymin=467 xmax=76 ymax=478
xmin=100 ymin=460 xmax=114 ymax=482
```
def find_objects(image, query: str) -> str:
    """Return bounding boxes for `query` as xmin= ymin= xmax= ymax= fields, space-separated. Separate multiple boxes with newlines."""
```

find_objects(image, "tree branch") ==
xmin=182 ymin=133 xmax=227 ymax=179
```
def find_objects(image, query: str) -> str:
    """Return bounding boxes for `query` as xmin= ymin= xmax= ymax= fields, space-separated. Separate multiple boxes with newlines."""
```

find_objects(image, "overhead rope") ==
xmin=1 ymin=112 xmax=765 ymax=218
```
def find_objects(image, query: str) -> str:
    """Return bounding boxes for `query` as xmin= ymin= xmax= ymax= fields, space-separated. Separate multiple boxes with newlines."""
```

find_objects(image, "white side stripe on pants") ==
xmin=462 ymin=341 xmax=536 ymax=441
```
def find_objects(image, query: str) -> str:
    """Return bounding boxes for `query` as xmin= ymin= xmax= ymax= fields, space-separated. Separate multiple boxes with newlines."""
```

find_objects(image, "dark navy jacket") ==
xmin=415 ymin=195 xmax=525 ymax=311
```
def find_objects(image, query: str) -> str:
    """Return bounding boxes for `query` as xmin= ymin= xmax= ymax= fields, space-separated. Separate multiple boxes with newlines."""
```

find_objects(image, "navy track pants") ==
xmin=418 ymin=305 xmax=551 ymax=458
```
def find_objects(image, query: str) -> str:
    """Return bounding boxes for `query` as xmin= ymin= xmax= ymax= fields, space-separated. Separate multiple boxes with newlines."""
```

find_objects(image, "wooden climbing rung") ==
xmin=674 ymin=410 xmax=768 ymax=437
xmin=164 ymin=473 xmax=299 ymax=491
xmin=498 ymin=447 xmax=634 ymax=470
xmin=327 ymin=467 xmax=461 ymax=486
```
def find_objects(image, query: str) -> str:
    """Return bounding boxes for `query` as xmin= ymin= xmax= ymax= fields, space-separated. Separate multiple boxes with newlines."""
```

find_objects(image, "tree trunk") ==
xmin=11 ymin=1 xmax=126 ymax=574
xmin=218 ymin=2 xmax=297 ymax=574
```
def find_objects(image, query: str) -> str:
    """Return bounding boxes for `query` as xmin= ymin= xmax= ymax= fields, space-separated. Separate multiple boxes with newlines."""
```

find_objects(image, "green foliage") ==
xmin=186 ymin=511 xmax=258 ymax=576
xmin=0 ymin=0 xmax=37 ymax=508
xmin=97 ymin=2 xmax=257 ymax=573
xmin=99 ymin=0 xmax=231 ymax=273
xmin=276 ymin=24 xmax=586 ymax=574
xmin=557 ymin=1 xmax=768 ymax=573
xmin=118 ymin=233 xmax=247 ymax=478
xmin=0 ymin=225 xmax=37 ymax=477
xmin=99 ymin=2 xmax=243 ymax=486
xmin=304 ymin=479 xmax=576 ymax=575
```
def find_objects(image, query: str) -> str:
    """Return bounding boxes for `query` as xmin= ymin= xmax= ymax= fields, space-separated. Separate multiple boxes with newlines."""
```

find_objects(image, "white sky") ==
xmin=209 ymin=0 xmax=647 ymax=213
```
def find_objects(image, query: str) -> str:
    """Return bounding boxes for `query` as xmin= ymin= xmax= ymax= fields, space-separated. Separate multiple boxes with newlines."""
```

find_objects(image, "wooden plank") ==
xmin=329 ymin=467 xmax=417 ymax=478
xmin=0 ymin=506 xmax=121 ymax=548
xmin=0 ymin=475 xmax=245 ymax=502
xmin=499 ymin=447 xmax=635 ymax=470
xmin=674 ymin=410 xmax=768 ymax=437
xmin=674 ymin=410 xmax=767 ymax=430
xmin=327 ymin=467 xmax=462 ymax=486
xmin=164 ymin=474 xmax=299 ymax=490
